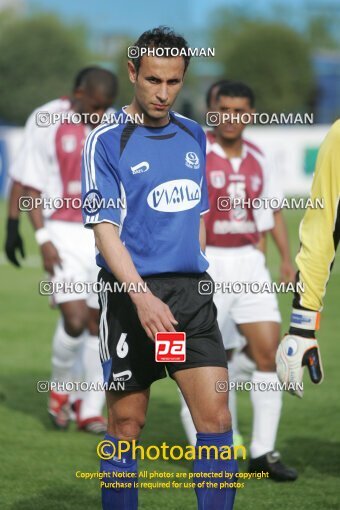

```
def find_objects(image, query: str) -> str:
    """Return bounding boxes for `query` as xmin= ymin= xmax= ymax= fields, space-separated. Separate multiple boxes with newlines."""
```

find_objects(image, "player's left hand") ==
xmin=276 ymin=334 xmax=324 ymax=398
xmin=279 ymin=259 xmax=296 ymax=284
xmin=5 ymin=218 xmax=26 ymax=267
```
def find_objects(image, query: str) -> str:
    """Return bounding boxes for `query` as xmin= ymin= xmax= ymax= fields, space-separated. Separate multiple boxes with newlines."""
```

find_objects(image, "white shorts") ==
xmin=218 ymin=316 xmax=247 ymax=352
xmin=46 ymin=220 xmax=99 ymax=308
xmin=206 ymin=245 xmax=281 ymax=350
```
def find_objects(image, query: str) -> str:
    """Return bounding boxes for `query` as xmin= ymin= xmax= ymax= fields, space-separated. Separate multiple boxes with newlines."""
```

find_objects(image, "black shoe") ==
xmin=248 ymin=451 xmax=298 ymax=482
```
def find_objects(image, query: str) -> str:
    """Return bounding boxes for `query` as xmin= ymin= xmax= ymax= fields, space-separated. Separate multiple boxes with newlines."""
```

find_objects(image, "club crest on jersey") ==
xmin=61 ymin=135 xmax=77 ymax=153
xmin=210 ymin=170 xmax=226 ymax=189
xmin=147 ymin=179 xmax=201 ymax=212
xmin=185 ymin=152 xmax=200 ymax=169
xmin=83 ymin=189 xmax=102 ymax=215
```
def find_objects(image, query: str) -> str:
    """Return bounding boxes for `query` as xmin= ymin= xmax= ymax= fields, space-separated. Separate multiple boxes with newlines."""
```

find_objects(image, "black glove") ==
xmin=4 ymin=218 xmax=25 ymax=267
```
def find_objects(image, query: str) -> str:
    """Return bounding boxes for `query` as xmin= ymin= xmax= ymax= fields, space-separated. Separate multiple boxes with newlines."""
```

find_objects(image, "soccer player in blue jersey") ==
xmin=82 ymin=27 xmax=237 ymax=510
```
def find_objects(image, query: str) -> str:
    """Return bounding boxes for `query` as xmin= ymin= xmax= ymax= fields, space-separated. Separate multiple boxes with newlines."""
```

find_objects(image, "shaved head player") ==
xmin=9 ymin=67 xmax=118 ymax=432
xmin=82 ymin=27 xmax=238 ymax=510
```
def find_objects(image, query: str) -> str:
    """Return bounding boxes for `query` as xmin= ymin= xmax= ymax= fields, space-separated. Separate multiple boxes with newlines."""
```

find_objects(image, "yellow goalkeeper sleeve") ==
xmin=293 ymin=120 xmax=340 ymax=313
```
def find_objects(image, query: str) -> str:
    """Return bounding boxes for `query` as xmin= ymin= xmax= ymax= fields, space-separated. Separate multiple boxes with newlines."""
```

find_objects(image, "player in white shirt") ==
xmin=5 ymin=67 xmax=118 ymax=432
xmin=180 ymin=80 xmax=297 ymax=481
xmin=202 ymin=80 xmax=296 ymax=452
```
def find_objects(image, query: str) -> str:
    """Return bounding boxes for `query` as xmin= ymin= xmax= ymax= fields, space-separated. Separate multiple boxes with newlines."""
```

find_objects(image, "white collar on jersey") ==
xmin=206 ymin=134 xmax=249 ymax=160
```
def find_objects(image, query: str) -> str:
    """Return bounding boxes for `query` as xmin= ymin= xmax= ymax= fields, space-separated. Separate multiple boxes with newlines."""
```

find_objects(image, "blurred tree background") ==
xmin=208 ymin=6 xmax=340 ymax=118
xmin=113 ymin=38 xmax=134 ymax=108
xmin=0 ymin=12 xmax=92 ymax=124
xmin=1 ymin=5 xmax=340 ymax=124
xmin=212 ymin=21 xmax=314 ymax=113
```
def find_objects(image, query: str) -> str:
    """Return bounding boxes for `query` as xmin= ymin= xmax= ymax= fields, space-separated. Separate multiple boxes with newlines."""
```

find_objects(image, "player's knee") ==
xmin=255 ymin=347 xmax=277 ymax=371
xmin=216 ymin=408 xmax=232 ymax=432
xmin=198 ymin=407 xmax=232 ymax=434
xmin=113 ymin=416 xmax=146 ymax=440
xmin=64 ymin=315 xmax=87 ymax=337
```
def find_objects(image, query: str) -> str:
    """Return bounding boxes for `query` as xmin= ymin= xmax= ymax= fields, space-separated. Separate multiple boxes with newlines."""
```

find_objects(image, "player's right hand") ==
xmin=5 ymin=218 xmax=25 ymax=267
xmin=276 ymin=334 xmax=324 ymax=398
xmin=132 ymin=291 xmax=178 ymax=341
xmin=40 ymin=241 xmax=62 ymax=275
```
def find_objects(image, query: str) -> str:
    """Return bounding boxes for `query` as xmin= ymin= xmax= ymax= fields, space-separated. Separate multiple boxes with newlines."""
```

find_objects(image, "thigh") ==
xmin=238 ymin=321 xmax=280 ymax=371
xmin=59 ymin=299 xmax=88 ymax=335
xmin=167 ymin=273 xmax=228 ymax=374
xmin=98 ymin=269 xmax=166 ymax=392
xmin=173 ymin=366 xmax=231 ymax=432
xmin=88 ymin=306 xmax=99 ymax=336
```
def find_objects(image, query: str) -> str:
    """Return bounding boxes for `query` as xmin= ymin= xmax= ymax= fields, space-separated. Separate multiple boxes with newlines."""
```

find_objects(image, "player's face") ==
xmin=128 ymin=56 xmax=185 ymax=123
xmin=215 ymin=96 xmax=254 ymax=141
xmin=73 ymin=88 xmax=114 ymax=126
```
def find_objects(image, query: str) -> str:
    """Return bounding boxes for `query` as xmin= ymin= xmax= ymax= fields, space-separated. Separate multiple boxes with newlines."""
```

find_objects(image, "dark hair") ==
xmin=73 ymin=67 xmax=118 ymax=97
xmin=217 ymin=81 xmax=255 ymax=108
xmin=130 ymin=26 xmax=190 ymax=74
xmin=206 ymin=79 xmax=231 ymax=108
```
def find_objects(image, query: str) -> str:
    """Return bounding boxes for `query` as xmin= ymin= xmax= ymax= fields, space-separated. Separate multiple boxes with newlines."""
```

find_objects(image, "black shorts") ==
xmin=98 ymin=268 xmax=227 ymax=391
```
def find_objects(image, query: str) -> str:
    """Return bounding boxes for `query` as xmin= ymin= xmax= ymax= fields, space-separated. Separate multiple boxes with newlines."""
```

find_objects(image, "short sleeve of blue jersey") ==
xmin=197 ymin=129 xmax=209 ymax=215
xmin=82 ymin=134 xmax=121 ymax=228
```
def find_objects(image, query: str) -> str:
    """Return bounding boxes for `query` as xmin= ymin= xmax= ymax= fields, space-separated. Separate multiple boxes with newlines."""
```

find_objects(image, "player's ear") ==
xmin=127 ymin=61 xmax=138 ymax=84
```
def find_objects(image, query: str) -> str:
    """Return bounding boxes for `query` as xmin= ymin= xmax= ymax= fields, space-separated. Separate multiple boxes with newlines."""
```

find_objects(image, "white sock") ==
xmin=70 ymin=339 xmax=85 ymax=405
xmin=51 ymin=318 xmax=83 ymax=392
xmin=228 ymin=353 xmax=255 ymax=436
xmin=250 ymin=370 xmax=283 ymax=458
xmin=179 ymin=391 xmax=196 ymax=446
xmin=80 ymin=335 xmax=105 ymax=420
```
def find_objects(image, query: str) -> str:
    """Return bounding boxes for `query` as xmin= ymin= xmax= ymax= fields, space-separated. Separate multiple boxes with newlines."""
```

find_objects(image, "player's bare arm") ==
xmin=26 ymin=186 xmax=62 ymax=275
xmin=255 ymin=231 xmax=266 ymax=254
xmin=8 ymin=181 xmax=23 ymax=219
xmin=93 ymin=222 xmax=178 ymax=340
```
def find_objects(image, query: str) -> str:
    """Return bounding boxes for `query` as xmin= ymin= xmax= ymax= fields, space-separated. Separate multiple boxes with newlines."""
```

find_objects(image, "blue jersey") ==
xmin=82 ymin=109 xmax=209 ymax=276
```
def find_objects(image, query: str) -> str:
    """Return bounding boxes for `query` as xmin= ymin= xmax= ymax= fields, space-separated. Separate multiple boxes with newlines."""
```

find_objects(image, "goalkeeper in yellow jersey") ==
xmin=276 ymin=120 xmax=340 ymax=397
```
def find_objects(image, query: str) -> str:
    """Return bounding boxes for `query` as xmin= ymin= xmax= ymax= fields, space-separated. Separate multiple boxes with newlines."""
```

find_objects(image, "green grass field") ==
xmin=0 ymin=202 xmax=339 ymax=510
